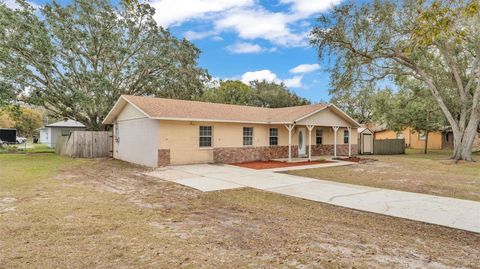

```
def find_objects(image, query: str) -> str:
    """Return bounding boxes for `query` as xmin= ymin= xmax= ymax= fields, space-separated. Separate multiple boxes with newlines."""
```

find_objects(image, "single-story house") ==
xmin=373 ymin=126 xmax=451 ymax=150
xmin=38 ymin=119 xmax=86 ymax=148
xmin=373 ymin=124 xmax=480 ymax=152
xmin=103 ymin=95 xmax=361 ymax=167
xmin=475 ymin=125 xmax=480 ymax=152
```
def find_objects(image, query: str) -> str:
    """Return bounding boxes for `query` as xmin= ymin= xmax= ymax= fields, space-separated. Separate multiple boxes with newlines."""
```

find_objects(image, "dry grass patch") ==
xmin=288 ymin=149 xmax=480 ymax=201
xmin=1 ymin=154 xmax=479 ymax=268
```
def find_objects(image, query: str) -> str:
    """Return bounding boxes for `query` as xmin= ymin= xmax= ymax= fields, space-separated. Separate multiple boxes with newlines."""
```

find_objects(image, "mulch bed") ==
xmin=333 ymin=157 xmax=376 ymax=163
xmin=232 ymin=160 xmax=335 ymax=170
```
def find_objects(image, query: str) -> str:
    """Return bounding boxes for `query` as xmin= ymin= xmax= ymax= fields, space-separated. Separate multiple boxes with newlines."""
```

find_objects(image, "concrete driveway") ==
xmin=146 ymin=164 xmax=480 ymax=233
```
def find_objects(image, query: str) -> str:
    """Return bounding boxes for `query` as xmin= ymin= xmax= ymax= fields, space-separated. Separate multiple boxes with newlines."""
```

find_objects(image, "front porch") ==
xmin=284 ymin=124 xmax=354 ymax=162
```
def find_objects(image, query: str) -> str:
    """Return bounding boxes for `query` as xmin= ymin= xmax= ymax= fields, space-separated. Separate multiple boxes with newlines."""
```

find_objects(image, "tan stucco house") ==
xmin=374 ymin=127 xmax=451 ymax=150
xmin=103 ymin=95 xmax=361 ymax=167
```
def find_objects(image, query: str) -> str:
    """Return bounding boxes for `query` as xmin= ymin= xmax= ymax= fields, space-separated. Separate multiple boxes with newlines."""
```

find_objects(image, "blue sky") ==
xmin=5 ymin=0 xmax=343 ymax=103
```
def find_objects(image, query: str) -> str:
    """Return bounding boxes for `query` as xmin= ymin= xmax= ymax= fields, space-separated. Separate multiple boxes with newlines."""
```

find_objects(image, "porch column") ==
xmin=307 ymin=125 xmax=314 ymax=161
xmin=347 ymin=127 xmax=352 ymax=157
xmin=332 ymin=126 xmax=339 ymax=158
xmin=285 ymin=124 xmax=295 ymax=162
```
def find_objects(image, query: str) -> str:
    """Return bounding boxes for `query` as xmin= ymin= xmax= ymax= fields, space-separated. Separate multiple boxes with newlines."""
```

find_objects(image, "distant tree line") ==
xmin=202 ymin=80 xmax=310 ymax=108
xmin=0 ymin=105 xmax=43 ymax=137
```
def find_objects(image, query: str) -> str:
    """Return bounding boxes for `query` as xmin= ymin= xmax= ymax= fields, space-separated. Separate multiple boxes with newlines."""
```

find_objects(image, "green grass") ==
xmin=404 ymin=148 xmax=480 ymax=160
xmin=0 ymin=142 xmax=55 ymax=154
xmin=26 ymin=143 xmax=56 ymax=153
xmin=0 ymin=153 xmax=82 ymax=191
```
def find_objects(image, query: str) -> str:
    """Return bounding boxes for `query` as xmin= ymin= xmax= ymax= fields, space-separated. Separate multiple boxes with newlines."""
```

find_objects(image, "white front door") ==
xmin=298 ymin=127 xmax=306 ymax=156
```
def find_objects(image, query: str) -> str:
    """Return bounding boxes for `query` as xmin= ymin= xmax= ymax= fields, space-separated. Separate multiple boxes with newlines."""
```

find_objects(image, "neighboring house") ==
xmin=103 ymin=95 xmax=361 ymax=167
xmin=373 ymin=126 xmax=452 ymax=150
xmin=38 ymin=119 xmax=86 ymax=148
xmin=474 ymin=125 xmax=480 ymax=152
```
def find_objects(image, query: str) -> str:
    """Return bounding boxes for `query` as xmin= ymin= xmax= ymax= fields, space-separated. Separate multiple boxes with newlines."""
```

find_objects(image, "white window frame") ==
xmin=343 ymin=129 xmax=349 ymax=144
xmin=199 ymin=126 xmax=212 ymax=148
xmin=243 ymin=127 xmax=253 ymax=146
xmin=269 ymin=128 xmax=278 ymax=146
xmin=61 ymin=129 xmax=71 ymax=136
xmin=419 ymin=131 xmax=426 ymax=141
xmin=316 ymin=128 xmax=323 ymax=145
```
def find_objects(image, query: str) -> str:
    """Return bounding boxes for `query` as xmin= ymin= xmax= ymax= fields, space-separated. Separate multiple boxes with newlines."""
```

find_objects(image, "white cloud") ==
xmin=289 ymin=63 xmax=320 ymax=74
xmin=241 ymin=70 xmax=280 ymax=84
xmin=239 ymin=69 xmax=303 ymax=88
xmin=205 ymin=76 xmax=221 ymax=88
xmin=149 ymin=0 xmax=341 ymax=48
xmin=215 ymin=8 xmax=306 ymax=47
xmin=184 ymin=30 xmax=214 ymax=40
xmin=151 ymin=0 xmax=253 ymax=27
xmin=2 ymin=0 xmax=39 ymax=9
xmin=268 ymin=47 xmax=278 ymax=52
xmin=280 ymin=0 xmax=341 ymax=16
xmin=283 ymin=75 xmax=303 ymax=88
xmin=211 ymin=36 xmax=224 ymax=41
xmin=227 ymin=42 xmax=263 ymax=54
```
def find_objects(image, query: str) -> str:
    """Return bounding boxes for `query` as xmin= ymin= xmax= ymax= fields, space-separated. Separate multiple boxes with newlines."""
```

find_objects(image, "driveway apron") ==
xmin=146 ymin=164 xmax=480 ymax=233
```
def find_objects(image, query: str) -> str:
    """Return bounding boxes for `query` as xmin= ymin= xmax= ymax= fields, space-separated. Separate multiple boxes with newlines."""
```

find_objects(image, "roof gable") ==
xmin=117 ymin=102 xmax=148 ymax=121
xmin=45 ymin=119 xmax=85 ymax=128
xmin=296 ymin=107 xmax=351 ymax=127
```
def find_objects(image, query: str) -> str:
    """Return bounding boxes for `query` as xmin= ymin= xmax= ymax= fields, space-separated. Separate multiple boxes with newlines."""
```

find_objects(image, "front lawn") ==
xmin=0 ymin=154 xmax=479 ymax=268
xmin=288 ymin=149 xmax=480 ymax=201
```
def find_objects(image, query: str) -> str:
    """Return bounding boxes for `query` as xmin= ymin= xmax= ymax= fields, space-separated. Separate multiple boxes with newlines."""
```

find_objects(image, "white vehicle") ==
xmin=16 ymin=137 xmax=27 ymax=144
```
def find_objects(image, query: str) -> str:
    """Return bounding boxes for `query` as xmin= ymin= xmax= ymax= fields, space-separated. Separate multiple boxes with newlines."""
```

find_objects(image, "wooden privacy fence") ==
xmin=373 ymin=139 xmax=405 ymax=155
xmin=56 ymin=131 xmax=112 ymax=158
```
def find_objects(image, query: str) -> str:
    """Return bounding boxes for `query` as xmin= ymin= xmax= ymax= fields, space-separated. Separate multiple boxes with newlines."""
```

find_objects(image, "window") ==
xmin=316 ymin=128 xmax=323 ymax=145
xmin=61 ymin=129 xmax=71 ymax=136
xmin=344 ymin=129 xmax=349 ymax=144
xmin=419 ymin=131 xmax=426 ymax=141
xmin=114 ymin=123 xmax=120 ymax=143
xmin=199 ymin=126 xmax=212 ymax=147
xmin=269 ymin=128 xmax=278 ymax=146
xmin=243 ymin=127 xmax=253 ymax=146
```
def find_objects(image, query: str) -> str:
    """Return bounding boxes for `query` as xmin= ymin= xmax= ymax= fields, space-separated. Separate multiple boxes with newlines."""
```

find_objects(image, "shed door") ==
xmin=363 ymin=134 xmax=373 ymax=154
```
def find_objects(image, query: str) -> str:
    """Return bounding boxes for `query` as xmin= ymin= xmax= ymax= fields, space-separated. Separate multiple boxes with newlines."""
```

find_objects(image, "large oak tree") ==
xmin=374 ymin=79 xmax=446 ymax=154
xmin=0 ymin=0 xmax=209 ymax=130
xmin=311 ymin=0 xmax=480 ymax=161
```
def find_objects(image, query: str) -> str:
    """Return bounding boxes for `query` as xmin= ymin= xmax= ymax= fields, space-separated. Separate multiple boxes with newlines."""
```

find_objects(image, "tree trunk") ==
xmin=451 ymin=115 xmax=480 ymax=161
xmin=424 ymin=131 xmax=429 ymax=154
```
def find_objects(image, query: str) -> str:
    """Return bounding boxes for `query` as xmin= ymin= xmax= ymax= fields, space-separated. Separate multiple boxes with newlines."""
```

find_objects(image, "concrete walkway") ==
xmin=146 ymin=164 xmax=480 ymax=233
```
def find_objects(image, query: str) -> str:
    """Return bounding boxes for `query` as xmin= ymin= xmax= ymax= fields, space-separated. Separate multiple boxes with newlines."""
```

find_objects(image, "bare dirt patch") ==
xmin=333 ymin=156 xmax=376 ymax=163
xmin=0 ymin=196 xmax=16 ymax=212
xmin=232 ymin=160 xmax=334 ymax=169
xmin=1 ymin=157 xmax=479 ymax=268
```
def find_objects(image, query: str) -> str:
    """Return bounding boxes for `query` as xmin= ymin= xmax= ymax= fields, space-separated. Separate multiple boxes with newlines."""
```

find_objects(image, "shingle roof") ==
xmin=122 ymin=95 xmax=326 ymax=123
xmin=103 ymin=95 xmax=360 ymax=127
xmin=45 ymin=119 xmax=85 ymax=128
